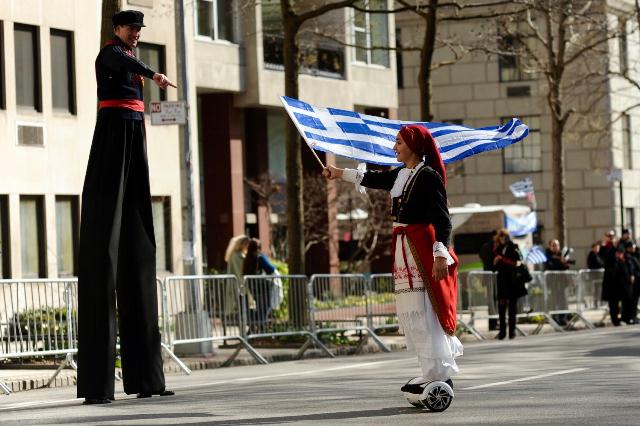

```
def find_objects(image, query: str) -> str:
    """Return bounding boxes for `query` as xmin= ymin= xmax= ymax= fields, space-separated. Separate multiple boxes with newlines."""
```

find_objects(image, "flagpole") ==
xmin=304 ymin=141 xmax=326 ymax=169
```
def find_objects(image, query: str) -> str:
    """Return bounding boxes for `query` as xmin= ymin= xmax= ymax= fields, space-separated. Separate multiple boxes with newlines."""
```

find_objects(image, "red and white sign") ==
xmin=150 ymin=101 xmax=187 ymax=125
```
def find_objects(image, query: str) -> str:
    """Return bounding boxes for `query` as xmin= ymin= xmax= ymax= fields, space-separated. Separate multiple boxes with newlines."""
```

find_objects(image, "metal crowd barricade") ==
xmin=0 ymin=278 xmax=79 ymax=394
xmin=543 ymin=270 xmax=594 ymax=330
xmin=163 ymin=275 xmax=267 ymax=371
xmin=456 ymin=271 xmax=485 ymax=341
xmin=367 ymin=274 xmax=397 ymax=332
xmin=243 ymin=274 xmax=333 ymax=358
xmin=576 ymin=269 xmax=608 ymax=323
xmin=462 ymin=271 xmax=498 ymax=339
xmin=517 ymin=271 xmax=561 ymax=334
xmin=309 ymin=274 xmax=390 ymax=353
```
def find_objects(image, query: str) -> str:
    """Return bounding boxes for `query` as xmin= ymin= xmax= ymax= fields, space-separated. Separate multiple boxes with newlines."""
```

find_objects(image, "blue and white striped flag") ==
xmin=525 ymin=245 xmax=547 ymax=265
xmin=509 ymin=178 xmax=534 ymax=198
xmin=281 ymin=96 xmax=529 ymax=166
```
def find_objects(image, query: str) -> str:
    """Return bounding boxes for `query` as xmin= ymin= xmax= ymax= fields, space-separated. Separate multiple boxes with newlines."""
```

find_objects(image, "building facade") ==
xmin=0 ymin=0 xmax=399 ymax=278
xmin=396 ymin=1 xmax=640 ymax=268
xmin=0 ymin=0 xmax=186 ymax=279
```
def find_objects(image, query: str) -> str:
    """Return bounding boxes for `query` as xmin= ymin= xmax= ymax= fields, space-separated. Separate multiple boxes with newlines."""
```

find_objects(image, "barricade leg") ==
xmin=161 ymin=342 xmax=192 ymax=375
xmin=457 ymin=318 xmax=485 ymax=341
xmin=45 ymin=352 xmax=78 ymax=387
xmin=1 ymin=382 xmax=11 ymax=395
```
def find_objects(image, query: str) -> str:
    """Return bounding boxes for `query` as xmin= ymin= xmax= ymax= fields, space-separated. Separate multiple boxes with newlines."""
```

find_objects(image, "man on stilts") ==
xmin=77 ymin=10 xmax=176 ymax=405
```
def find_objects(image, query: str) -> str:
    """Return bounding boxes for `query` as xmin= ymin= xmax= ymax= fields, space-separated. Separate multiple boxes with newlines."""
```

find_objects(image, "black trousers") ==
xmin=498 ymin=297 xmax=518 ymax=337
xmin=77 ymin=110 xmax=165 ymax=399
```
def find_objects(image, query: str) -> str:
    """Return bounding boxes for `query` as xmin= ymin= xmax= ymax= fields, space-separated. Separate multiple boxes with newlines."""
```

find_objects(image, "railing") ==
xmin=0 ymin=269 xmax=615 ymax=395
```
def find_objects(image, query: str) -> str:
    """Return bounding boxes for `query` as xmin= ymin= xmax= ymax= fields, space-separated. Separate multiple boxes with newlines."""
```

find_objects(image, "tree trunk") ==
xmin=100 ymin=0 xmax=122 ymax=47
xmin=549 ymin=85 xmax=567 ymax=246
xmin=418 ymin=0 xmax=438 ymax=121
xmin=282 ymin=1 xmax=305 ymax=275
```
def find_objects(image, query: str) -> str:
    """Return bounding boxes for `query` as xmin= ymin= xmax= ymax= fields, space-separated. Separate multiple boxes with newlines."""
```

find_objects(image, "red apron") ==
xmin=392 ymin=223 xmax=459 ymax=335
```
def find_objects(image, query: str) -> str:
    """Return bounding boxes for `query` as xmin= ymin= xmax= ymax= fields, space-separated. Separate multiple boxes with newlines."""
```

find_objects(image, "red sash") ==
xmin=392 ymin=223 xmax=459 ymax=335
xmin=98 ymin=99 xmax=144 ymax=111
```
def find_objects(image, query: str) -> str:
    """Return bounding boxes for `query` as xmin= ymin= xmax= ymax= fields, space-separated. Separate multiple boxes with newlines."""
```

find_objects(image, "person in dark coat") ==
xmin=243 ymin=239 xmax=276 ymax=333
xmin=587 ymin=243 xmax=605 ymax=270
xmin=544 ymin=239 xmax=572 ymax=325
xmin=493 ymin=229 xmax=527 ymax=339
xmin=618 ymin=242 xmax=640 ymax=324
xmin=479 ymin=230 xmax=497 ymax=271
xmin=77 ymin=10 xmax=176 ymax=405
xmin=599 ymin=230 xmax=622 ymax=325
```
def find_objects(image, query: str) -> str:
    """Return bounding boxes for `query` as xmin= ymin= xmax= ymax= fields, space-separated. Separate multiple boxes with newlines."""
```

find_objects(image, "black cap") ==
xmin=622 ymin=228 xmax=630 ymax=234
xmin=112 ymin=10 xmax=146 ymax=27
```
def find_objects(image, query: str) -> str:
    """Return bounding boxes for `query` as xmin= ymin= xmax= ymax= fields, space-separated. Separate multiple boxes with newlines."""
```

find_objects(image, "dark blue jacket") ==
xmin=95 ymin=37 xmax=156 ymax=120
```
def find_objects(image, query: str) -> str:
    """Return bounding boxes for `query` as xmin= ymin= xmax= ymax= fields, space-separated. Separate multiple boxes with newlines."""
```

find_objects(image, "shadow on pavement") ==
xmin=184 ymin=406 xmax=441 ymax=424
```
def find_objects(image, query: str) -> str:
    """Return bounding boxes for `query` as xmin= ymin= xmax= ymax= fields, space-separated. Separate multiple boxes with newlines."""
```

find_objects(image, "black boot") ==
xmin=83 ymin=398 xmax=111 ymax=405
xmin=137 ymin=390 xmax=175 ymax=399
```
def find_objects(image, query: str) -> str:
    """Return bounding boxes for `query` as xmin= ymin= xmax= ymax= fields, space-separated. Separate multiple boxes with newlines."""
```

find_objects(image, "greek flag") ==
xmin=525 ymin=245 xmax=548 ymax=265
xmin=281 ymin=96 xmax=529 ymax=166
xmin=505 ymin=211 xmax=537 ymax=237
xmin=509 ymin=178 xmax=534 ymax=198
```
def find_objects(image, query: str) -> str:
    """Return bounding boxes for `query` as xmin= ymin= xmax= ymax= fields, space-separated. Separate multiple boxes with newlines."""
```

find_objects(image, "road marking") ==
xmin=0 ymin=358 xmax=405 ymax=411
xmin=461 ymin=367 xmax=588 ymax=390
xmin=173 ymin=358 xmax=405 ymax=391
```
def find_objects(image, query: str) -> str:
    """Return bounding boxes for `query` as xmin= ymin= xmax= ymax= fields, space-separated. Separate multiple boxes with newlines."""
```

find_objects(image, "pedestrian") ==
xmin=223 ymin=235 xmax=251 ymax=315
xmin=243 ymin=238 xmax=276 ymax=333
xmin=617 ymin=242 xmax=640 ymax=324
xmin=479 ymin=230 xmax=497 ymax=271
xmin=493 ymin=229 xmax=527 ymax=339
xmin=322 ymin=124 xmax=462 ymax=395
xmin=587 ymin=242 xmax=604 ymax=270
xmin=599 ymin=230 xmax=623 ymax=325
xmin=617 ymin=228 xmax=635 ymax=252
xmin=77 ymin=10 xmax=176 ymax=404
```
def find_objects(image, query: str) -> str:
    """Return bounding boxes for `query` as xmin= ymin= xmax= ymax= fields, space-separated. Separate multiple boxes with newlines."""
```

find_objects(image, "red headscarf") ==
xmin=398 ymin=125 xmax=446 ymax=186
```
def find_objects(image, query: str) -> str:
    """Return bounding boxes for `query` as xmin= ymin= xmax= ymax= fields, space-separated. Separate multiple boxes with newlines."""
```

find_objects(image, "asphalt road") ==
xmin=1 ymin=326 xmax=639 ymax=425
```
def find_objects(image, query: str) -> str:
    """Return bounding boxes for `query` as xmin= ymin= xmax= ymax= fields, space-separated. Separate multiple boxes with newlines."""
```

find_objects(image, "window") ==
xmin=625 ymin=207 xmax=635 ymax=238
xmin=1 ymin=21 xmax=6 ymax=110
xmin=152 ymin=197 xmax=172 ymax=272
xmin=498 ymin=22 xmax=535 ymax=82
xmin=503 ymin=115 xmax=541 ymax=173
xmin=136 ymin=43 xmax=166 ymax=112
xmin=14 ymin=24 xmax=41 ymax=112
xmin=619 ymin=18 xmax=628 ymax=74
xmin=353 ymin=0 xmax=389 ymax=67
xmin=196 ymin=0 xmax=235 ymax=42
xmin=20 ymin=196 xmax=46 ymax=278
xmin=50 ymin=29 xmax=76 ymax=114
xmin=622 ymin=113 xmax=632 ymax=169
xmin=55 ymin=196 xmax=78 ymax=277
xmin=0 ymin=195 xmax=10 ymax=278
xmin=261 ymin=0 xmax=345 ymax=78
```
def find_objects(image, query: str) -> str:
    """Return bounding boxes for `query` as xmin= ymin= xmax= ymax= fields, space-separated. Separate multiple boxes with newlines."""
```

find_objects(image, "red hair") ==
xmin=398 ymin=125 xmax=446 ymax=186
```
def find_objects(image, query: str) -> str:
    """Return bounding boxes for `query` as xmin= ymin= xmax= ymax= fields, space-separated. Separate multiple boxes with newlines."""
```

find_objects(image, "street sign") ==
xmin=606 ymin=168 xmax=622 ymax=182
xmin=150 ymin=101 xmax=187 ymax=125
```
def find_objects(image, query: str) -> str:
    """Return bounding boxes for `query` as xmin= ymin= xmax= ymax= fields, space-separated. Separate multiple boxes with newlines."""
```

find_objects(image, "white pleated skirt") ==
xmin=393 ymin=228 xmax=463 ymax=382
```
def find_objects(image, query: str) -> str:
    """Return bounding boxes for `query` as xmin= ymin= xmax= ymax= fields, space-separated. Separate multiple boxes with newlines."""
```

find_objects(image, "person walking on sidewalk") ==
xmin=322 ymin=124 xmax=462 ymax=394
xmin=77 ymin=10 xmax=176 ymax=405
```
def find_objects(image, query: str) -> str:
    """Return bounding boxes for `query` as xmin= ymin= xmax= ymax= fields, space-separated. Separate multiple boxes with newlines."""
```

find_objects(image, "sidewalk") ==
xmin=0 ymin=310 xmax=611 ymax=394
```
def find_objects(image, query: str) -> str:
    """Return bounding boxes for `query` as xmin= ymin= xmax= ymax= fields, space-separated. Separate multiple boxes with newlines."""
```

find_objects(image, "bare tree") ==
xmin=280 ymin=0 xmax=360 ymax=275
xmin=490 ymin=0 xmax=620 ymax=245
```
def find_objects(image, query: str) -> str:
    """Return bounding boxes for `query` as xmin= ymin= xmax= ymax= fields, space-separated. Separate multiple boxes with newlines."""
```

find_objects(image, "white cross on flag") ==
xmin=509 ymin=178 xmax=534 ymax=198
